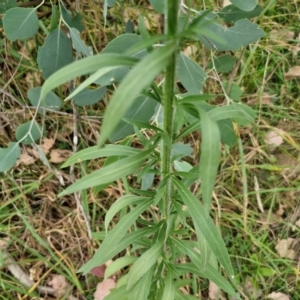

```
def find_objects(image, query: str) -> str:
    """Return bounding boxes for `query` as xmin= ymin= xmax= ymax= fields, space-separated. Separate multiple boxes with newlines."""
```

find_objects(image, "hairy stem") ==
xmin=161 ymin=0 xmax=180 ymax=218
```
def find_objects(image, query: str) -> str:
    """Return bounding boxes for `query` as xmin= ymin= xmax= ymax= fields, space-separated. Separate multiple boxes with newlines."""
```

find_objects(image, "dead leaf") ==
xmin=266 ymin=292 xmax=290 ymax=300
xmin=50 ymin=149 xmax=72 ymax=163
xmin=183 ymin=45 xmax=197 ymax=57
xmin=264 ymin=130 xmax=284 ymax=149
xmin=284 ymin=66 xmax=300 ymax=80
xmin=16 ymin=153 xmax=36 ymax=166
xmin=270 ymin=30 xmax=295 ymax=41
xmin=41 ymin=138 xmax=55 ymax=155
xmin=48 ymin=275 xmax=70 ymax=298
xmin=223 ymin=0 xmax=231 ymax=7
xmin=276 ymin=204 xmax=285 ymax=216
xmin=209 ymin=281 xmax=226 ymax=299
xmin=93 ymin=278 xmax=116 ymax=300
xmin=25 ymin=72 xmax=41 ymax=89
xmin=275 ymin=238 xmax=296 ymax=259
xmin=243 ymin=277 xmax=262 ymax=298
xmin=90 ymin=265 xmax=106 ymax=278
xmin=247 ymin=93 xmax=275 ymax=106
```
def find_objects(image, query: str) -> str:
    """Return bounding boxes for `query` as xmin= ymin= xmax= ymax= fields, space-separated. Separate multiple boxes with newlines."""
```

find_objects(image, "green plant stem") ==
xmin=161 ymin=0 xmax=180 ymax=218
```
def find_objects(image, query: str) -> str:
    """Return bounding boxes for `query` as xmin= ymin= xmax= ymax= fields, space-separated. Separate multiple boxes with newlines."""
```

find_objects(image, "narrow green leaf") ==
xmin=105 ymin=256 xmax=137 ymax=279
xmin=37 ymin=28 xmax=73 ymax=79
xmin=207 ymin=104 xmax=256 ymax=125
xmin=128 ymin=266 xmax=154 ymax=300
xmin=61 ymin=144 xmax=140 ymax=168
xmin=59 ymin=147 xmax=153 ymax=196
xmin=105 ymin=195 xmax=149 ymax=232
xmin=162 ymin=271 xmax=176 ymax=300
xmin=102 ymin=285 xmax=129 ymax=300
xmin=98 ymin=42 xmax=177 ymax=147
xmin=41 ymin=54 xmax=138 ymax=100
xmin=172 ymin=238 xmax=238 ymax=297
xmin=16 ymin=121 xmax=42 ymax=145
xmin=3 ymin=8 xmax=39 ymax=41
xmin=79 ymin=200 xmax=152 ymax=274
xmin=172 ymin=178 xmax=234 ymax=278
xmin=0 ymin=142 xmax=21 ymax=172
xmin=127 ymin=238 xmax=163 ymax=289
xmin=49 ymin=5 xmax=59 ymax=32
xmin=199 ymin=110 xmax=220 ymax=211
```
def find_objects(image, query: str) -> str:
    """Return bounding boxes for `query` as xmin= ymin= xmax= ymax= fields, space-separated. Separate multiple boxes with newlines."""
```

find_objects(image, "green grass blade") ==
xmin=78 ymin=200 xmax=152 ymax=274
xmin=41 ymin=54 xmax=138 ymax=98
xmin=127 ymin=238 xmax=163 ymax=289
xmin=59 ymin=148 xmax=154 ymax=196
xmin=172 ymin=178 xmax=234 ymax=278
xmin=61 ymin=145 xmax=140 ymax=167
xmin=98 ymin=42 xmax=177 ymax=146
xmin=199 ymin=110 xmax=221 ymax=211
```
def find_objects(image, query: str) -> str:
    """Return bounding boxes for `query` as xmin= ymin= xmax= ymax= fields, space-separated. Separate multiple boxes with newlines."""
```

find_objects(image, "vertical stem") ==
xmin=161 ymin=0 xmax=180 ymax=218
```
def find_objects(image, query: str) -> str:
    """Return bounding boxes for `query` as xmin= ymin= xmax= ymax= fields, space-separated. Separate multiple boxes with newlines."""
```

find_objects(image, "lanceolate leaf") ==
xmin=105 ymin=195 xmax=148 ymax=232
xmin=128 ymin=266 xmax=154 ymax=300
xmin=199 ymin=110 xmax=221 ymax=211
xmin=78 ymin=201 xmax=153 ymax=274
xmin=41 ymin=54 xmax=138 ymax=99
xmin=162 ymin=272 xmax=176 ymax=300
xmin=37 ymin=28 xmax=73 ymax=79
xmin=127 ymin=238 xmax=163 ymax=289
xmin=59 ymin=147 xmax=154 ymax=196
xmin=207 ymin=104 xmax=256 ymax=125
xmin=172 ymin=178 xmax=234 ymax=278
xmin=3 ymin=8 xmax=39 ymax=41
xmin=0 ymin=143 xmax=21 ymax=172
xmin=61 ymin=145 xmax=141 ymax=167
xmin=172 ymin=238 xmax=238 ymax=297
xmin=98 ymin=42 xmax=177 ymax=146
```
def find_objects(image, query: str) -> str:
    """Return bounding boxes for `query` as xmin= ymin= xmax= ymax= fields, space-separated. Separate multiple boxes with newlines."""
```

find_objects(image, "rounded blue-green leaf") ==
xmin=3 ymin=8 xmax=39 ymax=41
xmin=0 ymin=142 xmax=21 ymax=172
xmin=230 ymin=0 xmax=257 ymax=11
xmin=37 ymin=28 xmax=73 ymax=79
xmin=73 ymin=86 xmax=106 ymax=106
xmin=149 ymin=0 xmax=165 ymax=14
xmin=16 ymin=121 xmax=42 ymax=145
xmin=28 ymin=87 xmax=62 ymax=113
